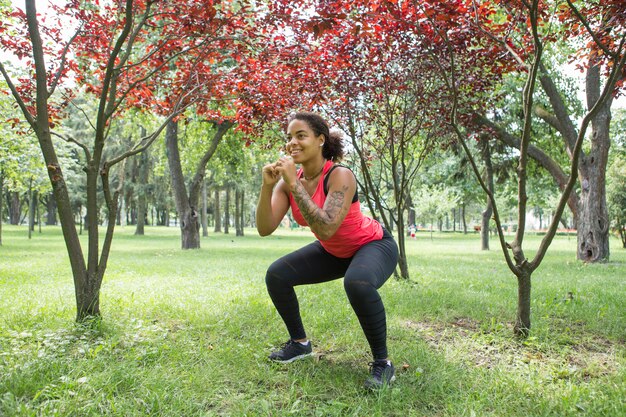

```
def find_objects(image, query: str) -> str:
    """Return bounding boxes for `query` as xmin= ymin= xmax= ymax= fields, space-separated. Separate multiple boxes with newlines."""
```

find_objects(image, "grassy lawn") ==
xmin=0 ymin=225 xmax=624 ymax=416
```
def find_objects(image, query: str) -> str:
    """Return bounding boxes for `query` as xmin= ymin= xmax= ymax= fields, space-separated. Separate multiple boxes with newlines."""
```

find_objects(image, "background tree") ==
xmin=165 ymin=117 xmax=232 ymax=249
xmin=438 ymin=0 xmax=626 ymax=335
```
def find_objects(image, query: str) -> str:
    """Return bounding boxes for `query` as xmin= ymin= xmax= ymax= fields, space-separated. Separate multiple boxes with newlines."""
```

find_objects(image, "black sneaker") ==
xmin=364 ymin=360 xmax=395 ymax=389
xmin=269 ymin=340 xmax=313 ymax=363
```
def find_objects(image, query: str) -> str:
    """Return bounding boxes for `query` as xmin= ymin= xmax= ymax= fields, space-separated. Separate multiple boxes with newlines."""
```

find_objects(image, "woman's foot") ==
xmin=268 ymin=339 xmax=313 ymax=363
xmin=364 ymin=359 xmax=395 ymax=389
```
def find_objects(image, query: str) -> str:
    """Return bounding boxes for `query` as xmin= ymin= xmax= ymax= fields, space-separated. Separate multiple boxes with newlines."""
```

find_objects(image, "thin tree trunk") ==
xmin=452 ymin=208 xmax=456 ymax=232
xmin=480 ymin=139 xmax=494 ymax=250
xmin=28 ymin=178 xmax=33 ymax=238
xmin=224 ymin=185 xmax=230 ymax=234
xmin=37 ymin=193 xmax=41 ymax=234
xmin=461 ymin=203 xmax=467 ymax=235
xmin=201 ymin=177 xmax=208 ymax=237
xmin=235 ymin=188 xmax=244 ymax=236
xmin=115 ymin=159 xmax=127 ymax=227
xmin=134 ymin=135 xmax=149 ymax=236
xmin=240 ymin=189 xmax=245 ymax=235
xmin=46 ymin=192 xmax=57 ymax=225
xmin=397 ymin=223 xmax=409 ymax=278
xmin=19 ymin=0 xmax=91 ymax=321
xmin=515 ymin=270 xmax=532 ymax=337
xmin=29 ymin=185 xmax=38 ymax=234
xmin=214 ymin=189 xmax=221 ymax=232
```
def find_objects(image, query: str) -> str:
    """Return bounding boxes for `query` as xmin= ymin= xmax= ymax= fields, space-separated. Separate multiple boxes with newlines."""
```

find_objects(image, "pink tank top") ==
xmin=289 ymin=161 xmax=383 ymax=258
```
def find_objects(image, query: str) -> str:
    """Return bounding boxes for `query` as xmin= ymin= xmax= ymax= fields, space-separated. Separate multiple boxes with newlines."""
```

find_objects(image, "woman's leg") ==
xmin=343 ymin=230 xmax=398 ymax=360
xmin=265 ymin=241 xmax=349 ymax=340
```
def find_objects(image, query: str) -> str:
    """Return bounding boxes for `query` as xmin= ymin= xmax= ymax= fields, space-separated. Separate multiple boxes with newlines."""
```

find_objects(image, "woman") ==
xmin=256 ymin=111 xmax=399 ymax=389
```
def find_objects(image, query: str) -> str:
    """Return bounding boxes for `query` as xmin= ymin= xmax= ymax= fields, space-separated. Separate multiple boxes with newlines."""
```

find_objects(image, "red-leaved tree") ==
xmin=0 ymin=0 xmax=284 ymax=320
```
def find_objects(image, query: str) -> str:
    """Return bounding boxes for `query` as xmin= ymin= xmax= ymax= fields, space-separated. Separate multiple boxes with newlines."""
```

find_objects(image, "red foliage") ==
xmin=0 ymin=0 xmax=304 ymax=137
xmin=2 ymin=0 xmax=623 ymax=144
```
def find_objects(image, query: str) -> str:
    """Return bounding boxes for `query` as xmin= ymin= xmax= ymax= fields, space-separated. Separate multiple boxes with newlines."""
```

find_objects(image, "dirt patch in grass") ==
xmin=400 ymin=318 xmax=623 ymax=381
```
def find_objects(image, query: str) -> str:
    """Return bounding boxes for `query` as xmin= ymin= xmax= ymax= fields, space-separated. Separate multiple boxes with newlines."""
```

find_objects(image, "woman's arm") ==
xmin=256 ymin=163 xmax=290 ymax=236
xmin=289 ymin=167 xmax=355 ymax=240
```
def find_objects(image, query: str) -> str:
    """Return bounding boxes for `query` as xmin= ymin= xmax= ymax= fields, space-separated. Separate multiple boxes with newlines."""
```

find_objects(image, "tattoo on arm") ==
xmin=291 ymin=181 xmax=349 ymax=233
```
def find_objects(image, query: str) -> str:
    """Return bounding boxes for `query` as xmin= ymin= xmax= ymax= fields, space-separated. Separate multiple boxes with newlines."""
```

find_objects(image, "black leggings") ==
xmin=265 ymin=229 xmax=398 ymax=360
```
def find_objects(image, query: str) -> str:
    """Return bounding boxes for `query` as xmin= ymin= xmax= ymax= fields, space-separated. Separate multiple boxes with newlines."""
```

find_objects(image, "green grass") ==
xmin=0 ymin=225 xmax=624 ymax=416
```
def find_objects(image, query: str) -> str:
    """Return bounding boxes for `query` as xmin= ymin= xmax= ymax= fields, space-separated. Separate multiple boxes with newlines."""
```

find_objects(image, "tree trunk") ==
xmin=37 ymin=193 xmax=41 ymax=234
xmin=240 ymin=189 xmax=245 ymax=235
xmin=234 ymin=186 xmax=239 ymax=234
xmin=577 ymin=63 xmax=611 ymax=262
xmin=397 ymin=226 xmax=409 ymax=279
xmin=461 ymin=203 xmax=467 ymax=234
xmin=235 ymin=188 xmax=244 ymax=236
xmin=77 ymin=270 xmax=102 ymax=320
xmin=165 ymin=120 xmax=231 ymax=248
xmin=393 ymin=188 xmax=409 ymax=279
xmin=24 ymin=13 xmax=90 ymax=317
xmin=480 ymin=139 xmax=494 ymax=250
xmin=481 ymin=204 xmax=493 ymax=250
xmin=224 ymin=185 xmax=230 ymax=234
xmin=9 ymin=192 xmax=20 ymax=225
xmin=135 ymin=190 xmax=146 ymax=235
xmin=115 ymin=159 xmax=127 ymax=227
xmin=214 ymin=189 xmax=221 ymax=232
xmin=165 ymin=120 xmax=200 ymax=249
xmin=406 ymin=194 xmax=416 ymax=230
xmin=514 ymin=270 xmax=532 ymax=337
xmin=45 ymin=192 xmax=57 ymax=225
xmin=201 ymin=177 xmax=208 ymax=237
xmin=134 ymin=139 xmax=149 ymax=236
xmin=29 ymin=183 xmax=37 ymax=235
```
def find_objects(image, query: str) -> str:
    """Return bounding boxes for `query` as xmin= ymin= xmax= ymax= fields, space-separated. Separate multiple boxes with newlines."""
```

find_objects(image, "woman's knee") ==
xmin=265 ymin=259 xmax=293 ymax=289
xmin=343 ymin=274 xmax=375 ymax=299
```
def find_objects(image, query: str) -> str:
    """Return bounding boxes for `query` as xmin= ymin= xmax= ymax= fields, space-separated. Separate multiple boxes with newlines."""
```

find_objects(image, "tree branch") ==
xmin=514 ymin=1 xmax=542 ymax=254
xmin=48 ymin=24 xmax=83 ymax=97
xmin=473 ymin=114 xmax=577 ymax=216
xmin=50 ymin=131 xmax=92 ymax=160
xmin=189 ymin=120 xmax=234 ymax=204
xmin=0 ymin=62 xmax=36 ymax=127
xmin=537 ymin=61 xmax=580 ymax=156
xmin=67 ymin=99 xmax=98 ymax=132
xmin=566 ymin=0 xmax=615 ymax=59
xmin=95 ymin=0 xmax=134 ymax=148
xmin=104 ymin=102 xmax=188 ymax=168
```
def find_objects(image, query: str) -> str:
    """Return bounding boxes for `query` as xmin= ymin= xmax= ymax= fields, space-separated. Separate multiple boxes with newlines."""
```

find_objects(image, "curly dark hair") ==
xmin=288 ymin=111 xmax=344 ymax=162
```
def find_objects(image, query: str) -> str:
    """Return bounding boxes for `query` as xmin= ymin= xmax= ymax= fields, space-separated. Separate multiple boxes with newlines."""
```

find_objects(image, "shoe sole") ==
xmin=269 ymin=352 xmax=313 ymax=364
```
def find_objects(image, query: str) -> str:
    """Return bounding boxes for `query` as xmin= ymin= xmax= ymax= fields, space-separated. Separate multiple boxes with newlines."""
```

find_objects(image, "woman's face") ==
xmin=285 ymin=119 xmax=324 ymax=162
